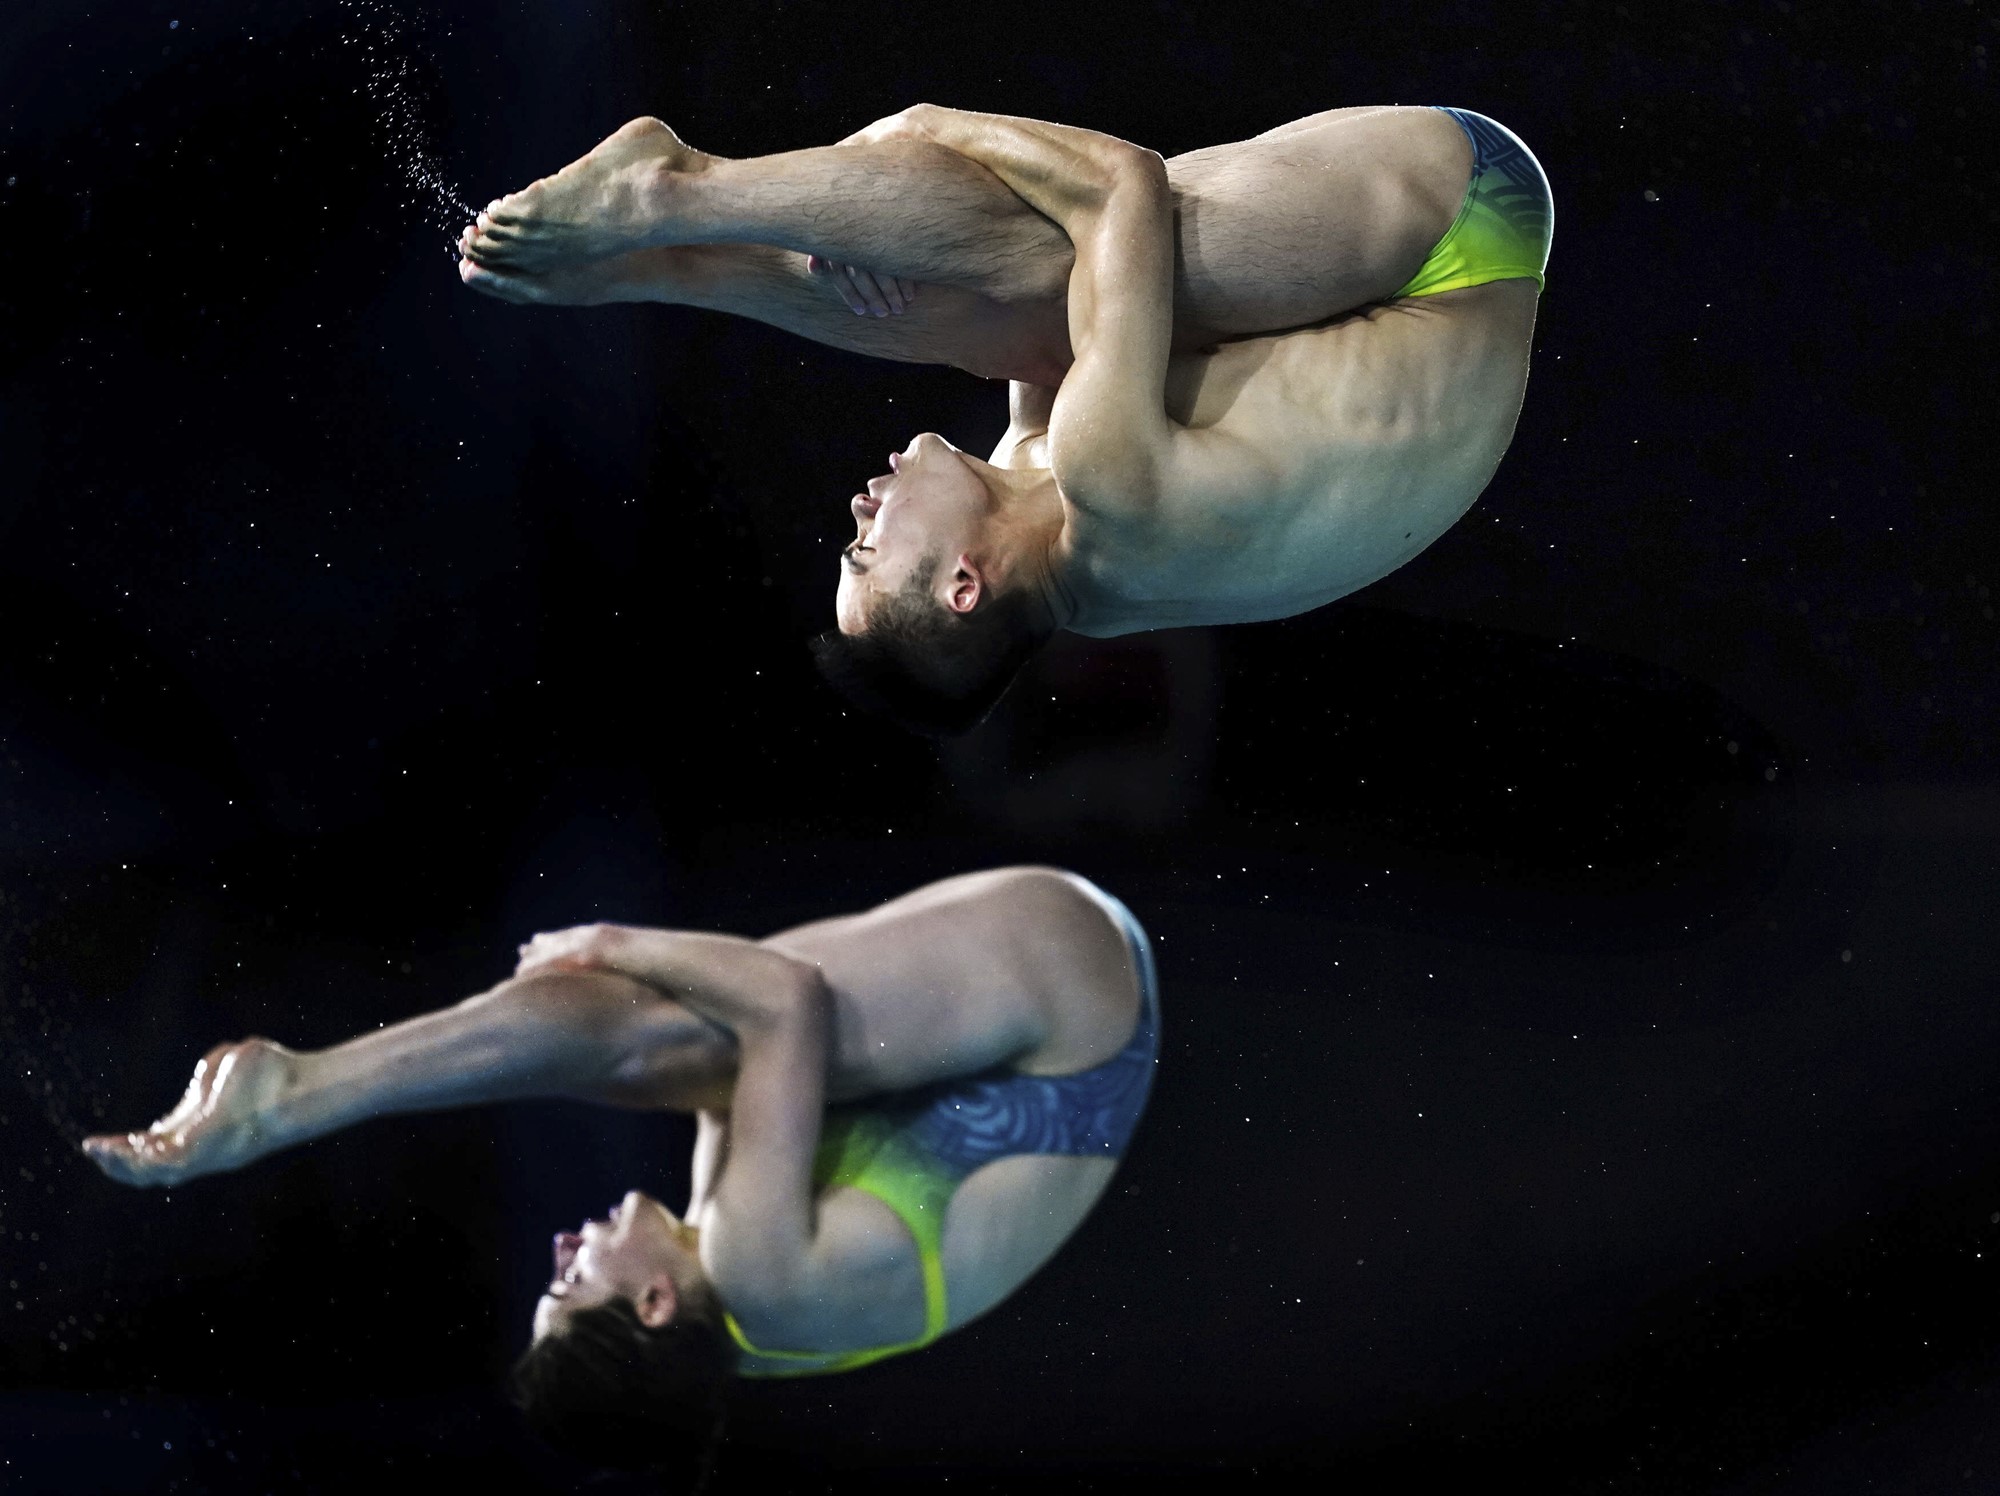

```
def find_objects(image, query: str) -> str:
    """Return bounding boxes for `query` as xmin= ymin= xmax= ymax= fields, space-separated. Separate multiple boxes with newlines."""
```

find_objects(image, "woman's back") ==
xmin=714 ymin=867 xmax=1160 ymax=1373
xmin=763 ymin=866 xmax=1146 ymax=1099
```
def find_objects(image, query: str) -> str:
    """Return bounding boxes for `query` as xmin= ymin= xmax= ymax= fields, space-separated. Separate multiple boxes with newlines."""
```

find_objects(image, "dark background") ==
xmin=0 ymin=0 xmax=1996 ymax=1490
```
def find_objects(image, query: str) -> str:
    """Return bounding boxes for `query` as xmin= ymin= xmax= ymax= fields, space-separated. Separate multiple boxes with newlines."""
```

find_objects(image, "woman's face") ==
xmin=531 ymin=1190 xmax=693 ymax=1340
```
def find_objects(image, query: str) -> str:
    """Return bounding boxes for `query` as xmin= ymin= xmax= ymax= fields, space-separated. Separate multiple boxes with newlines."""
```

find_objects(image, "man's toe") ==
xmin=487 ymin=190 xmax=538 ymax=227
xmin=462 ymin=264 xmax=542 ymax=305
xmin=469 ymin=237 xmax=521 ymax=268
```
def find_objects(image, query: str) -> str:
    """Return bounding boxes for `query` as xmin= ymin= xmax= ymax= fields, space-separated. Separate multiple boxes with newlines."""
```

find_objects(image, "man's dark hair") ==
xmin=511 ymin=1295 xmax=735 ymax=1479
xmin=812 ymin=561 xmax=1057 ymax=737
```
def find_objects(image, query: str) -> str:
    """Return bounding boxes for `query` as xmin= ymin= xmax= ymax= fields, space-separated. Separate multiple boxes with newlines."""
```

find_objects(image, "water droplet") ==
xmin=337 ymin=2 xmax=477 ymax=251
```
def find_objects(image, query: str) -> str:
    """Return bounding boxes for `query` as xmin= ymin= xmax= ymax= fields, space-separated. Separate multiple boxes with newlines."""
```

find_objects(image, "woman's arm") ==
xmin=81 ymin=968 xmax=737 ymax=1189
xmin=514 ymin=925 xmax=828 ymax=1042
xmin=683 ymin=967 xmax=834 ymax=1319
xmin=517 ymin=924 xmax=845 ymax=1316
xmin=685 ymin=1109 xmax=729 ymax=1229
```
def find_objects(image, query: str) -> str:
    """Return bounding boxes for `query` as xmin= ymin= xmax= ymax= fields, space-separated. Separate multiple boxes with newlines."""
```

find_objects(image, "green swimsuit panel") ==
xmin=723 ymin=1115 xmax=956 ymax=1377
xmin=1393 ymin=107 xmax=1554 ymax=299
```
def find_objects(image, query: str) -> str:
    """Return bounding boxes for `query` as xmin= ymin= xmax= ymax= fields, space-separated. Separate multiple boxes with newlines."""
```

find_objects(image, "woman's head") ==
xmin=513 ymin=1191 xmax=736 ymax=1473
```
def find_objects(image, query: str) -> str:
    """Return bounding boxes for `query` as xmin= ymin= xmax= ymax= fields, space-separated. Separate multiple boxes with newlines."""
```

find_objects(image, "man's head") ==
xmin=512 ymin=1191 xmax=734 ymax=1472
xmin=817 ymin=433 xmax=1065 ymax=736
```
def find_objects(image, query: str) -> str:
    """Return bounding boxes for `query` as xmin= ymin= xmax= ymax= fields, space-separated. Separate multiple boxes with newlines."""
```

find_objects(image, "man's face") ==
xmin=834 ymin=433 xmax=988 ymax=634
xmin=531 ymin=1190 xmax=690 ymax=1341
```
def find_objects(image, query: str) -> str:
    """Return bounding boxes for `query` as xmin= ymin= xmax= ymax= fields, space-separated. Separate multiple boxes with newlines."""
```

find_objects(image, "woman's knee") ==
xmin=486 ymin=968 xmax=661 ymax=1036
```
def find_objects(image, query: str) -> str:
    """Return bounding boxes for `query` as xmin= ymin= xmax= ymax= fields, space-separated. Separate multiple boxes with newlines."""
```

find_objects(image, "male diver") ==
xmin=83 ymin=867 xmax=1158 ymax=1469
xmin=458 ymin=104 xmax=1553 ymax=734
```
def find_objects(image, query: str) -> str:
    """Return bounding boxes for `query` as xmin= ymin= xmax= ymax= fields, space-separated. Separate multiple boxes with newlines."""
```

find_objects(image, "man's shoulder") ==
xmin=1054 ymin=420 xmax=1282 ymax=551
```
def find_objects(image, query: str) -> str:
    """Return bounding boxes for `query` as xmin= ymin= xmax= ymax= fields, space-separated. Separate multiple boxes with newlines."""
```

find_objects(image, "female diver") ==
xmin=83 ymin=866 xmax=1159 ymax=1469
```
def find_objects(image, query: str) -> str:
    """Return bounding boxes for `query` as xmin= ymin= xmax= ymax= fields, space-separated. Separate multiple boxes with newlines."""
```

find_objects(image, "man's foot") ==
xmin=457 ymin=234 xmax=687 ymax=307
xmin=464 ymin=117 xmax=709 ymax=275
xmin=82 ymin=1038 xmax=297 ymax=1189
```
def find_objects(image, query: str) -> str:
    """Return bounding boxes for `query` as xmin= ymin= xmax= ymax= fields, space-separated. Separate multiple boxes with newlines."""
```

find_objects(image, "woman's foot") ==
xmin=464 ymin=117 xmax=710 ymax=275
xmin=82 ymin=1038 xmax=298 ymax=1188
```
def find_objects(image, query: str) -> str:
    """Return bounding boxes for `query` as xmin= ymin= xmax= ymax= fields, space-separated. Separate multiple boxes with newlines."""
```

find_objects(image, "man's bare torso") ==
xmin=986 ymin=111 xmax=1541 ymax=635
xmin=1065 ymin=279 xmax=1538 ymax=634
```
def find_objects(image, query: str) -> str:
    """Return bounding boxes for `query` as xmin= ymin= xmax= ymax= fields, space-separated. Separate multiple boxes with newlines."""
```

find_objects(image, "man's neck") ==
xmin=993 ymin=469 xmax=1212 ymax=639
xmin=981 ymin=465 xmax=1080 ymax=632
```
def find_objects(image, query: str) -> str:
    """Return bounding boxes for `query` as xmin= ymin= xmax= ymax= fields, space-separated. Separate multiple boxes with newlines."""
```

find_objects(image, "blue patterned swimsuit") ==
xmin=895 ymin=881 xmax=1159 ymax=1169
xmin=726 ymin=877 xmax=1160 ymax=1375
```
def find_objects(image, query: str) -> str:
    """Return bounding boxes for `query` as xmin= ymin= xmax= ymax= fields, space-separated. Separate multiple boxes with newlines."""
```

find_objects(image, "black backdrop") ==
xmin=1 ymin=0 xmax=1996 ymax=1490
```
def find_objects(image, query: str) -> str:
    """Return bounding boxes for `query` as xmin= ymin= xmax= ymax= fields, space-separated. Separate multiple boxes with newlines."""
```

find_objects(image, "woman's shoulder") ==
xmin=720 ymin=1185 xmax=930 ymax=1362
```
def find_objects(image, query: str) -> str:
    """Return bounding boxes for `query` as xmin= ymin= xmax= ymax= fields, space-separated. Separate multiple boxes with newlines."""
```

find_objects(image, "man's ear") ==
xmin=634 ymin=1271 xmax=680 ymax=1330
xmin=945 ymin=552 xmax=983 ymax=615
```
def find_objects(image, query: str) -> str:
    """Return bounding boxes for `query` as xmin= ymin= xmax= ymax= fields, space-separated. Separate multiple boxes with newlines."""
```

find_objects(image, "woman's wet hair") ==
xmin=511 ymin=1294 xmax=735 ymax=1479
xmin=812 ymin=560 xmax=1056 ymax=737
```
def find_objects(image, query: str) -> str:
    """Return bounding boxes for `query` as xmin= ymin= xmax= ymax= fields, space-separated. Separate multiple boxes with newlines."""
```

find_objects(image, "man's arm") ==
xmin=81 ymin=968 xmax=737 ymax=1189
xmin=880 ymin=106 xmax=1180 ymax=513
xmin=989 ymin=380 xmax=1059 ymax=468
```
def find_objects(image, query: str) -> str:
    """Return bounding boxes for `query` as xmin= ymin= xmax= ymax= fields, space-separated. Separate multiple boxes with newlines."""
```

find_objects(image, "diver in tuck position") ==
xmin=83 ymin=868 xmax=1159 ymax=1469
xmin=457 ymin=103 xmax=1554 ymax=734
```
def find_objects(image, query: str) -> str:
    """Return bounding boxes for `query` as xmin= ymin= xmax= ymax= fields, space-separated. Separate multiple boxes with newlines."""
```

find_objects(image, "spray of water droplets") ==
xmin=338 ymin=1 xmax=478 ymax=254
xmin=0 ymin=909 xmax=104 ymax=1148
xmin=2 ymin=979 xmax=100 ymax=1146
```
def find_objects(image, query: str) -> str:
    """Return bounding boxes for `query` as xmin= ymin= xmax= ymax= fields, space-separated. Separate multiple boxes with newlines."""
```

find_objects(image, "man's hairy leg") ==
xmin=462 ymin=239 xmax=1072 ymax=385
xmin=667 ymin=107 xmax=1477 ymax=341
xmin=1162 ymin=105 xmax=1474 ymax=341
xmin=462 ymin=122 xmax=1077 ymax=381
xmin=468 ymin=122 xmax=1070 ymax=297
xmin=460 ymin=106 xmax=1478 ymax=374
xmin=653 ymin=138 xmax=1075 ymax=298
